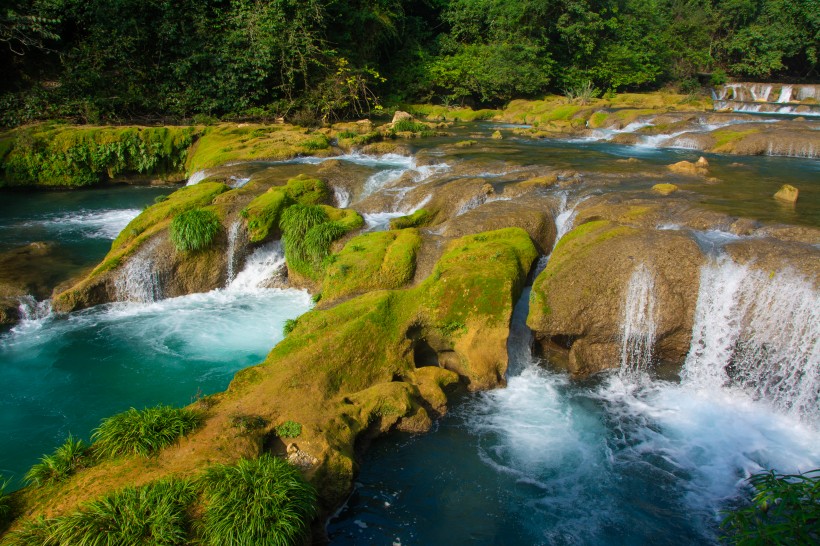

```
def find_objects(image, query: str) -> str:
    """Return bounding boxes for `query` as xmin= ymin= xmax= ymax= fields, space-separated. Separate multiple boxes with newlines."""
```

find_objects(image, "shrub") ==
xmin=170 ymin=208 xmax=222 ymax=252
xmin=52 ymin=479 xmax=196 ymax=546
xmin=721 ymin=468 xmax=820 ymax=544
xmin=199 ymin=455 xmax=316 ymax=546
xmin=25 ymin=434 xmax=89 ymax=487
xmin=275 ymin=421 xmax=303 ymax=439
xmin=92 ymin=405 xmax=203 ymax=458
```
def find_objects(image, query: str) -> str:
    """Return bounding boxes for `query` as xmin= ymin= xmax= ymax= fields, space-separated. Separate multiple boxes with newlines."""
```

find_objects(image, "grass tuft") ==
xmin=51 ymin=479 xmax=196 ymax=546
xmin=199 ymin=454 xmax=316 ymax=546
xmin=92 ymin=405 xmax=203 ymax=458
xmin=3 ymin=516 xmax=58 ymax=546
xmin=169 ymin=208 xmax=222 ymax=252
xmin=0 ymin=476 xmax=11 ymax=523
xmin=25 ymin=434 xmax=89 ymax=487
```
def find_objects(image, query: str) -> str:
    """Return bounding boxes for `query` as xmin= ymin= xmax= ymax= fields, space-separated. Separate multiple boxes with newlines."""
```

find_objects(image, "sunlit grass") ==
xmin=24 ymin=434 xmax=89 ymax=487
xmin=92 ymin=405 xmax=203 ymax=458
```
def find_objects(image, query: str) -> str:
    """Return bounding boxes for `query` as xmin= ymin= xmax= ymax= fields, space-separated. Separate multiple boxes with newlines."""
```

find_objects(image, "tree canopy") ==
xmin=1 ymin=0 xmax=818 ymax=126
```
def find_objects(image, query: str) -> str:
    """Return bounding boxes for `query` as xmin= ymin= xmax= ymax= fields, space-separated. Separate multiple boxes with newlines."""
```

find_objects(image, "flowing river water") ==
xmin=1 ymin=119 xmax=818 ymax=544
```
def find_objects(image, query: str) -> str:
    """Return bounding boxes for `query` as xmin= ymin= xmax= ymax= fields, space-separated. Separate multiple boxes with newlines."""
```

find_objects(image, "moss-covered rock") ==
xmin=389 ymin=209 xmax=432 ymax=230
xmin=1 ymin=124 xmax=196 ymax=187
xmin=528 ymin=220 xmax=704 ymax=376
xmin=185 ymin=124 xmax=333 ymax=175
xmin=10 ymin=228 xmax=538 ymax=526
xmin=652 ymin=183 xmax=679 ymax=195
xmin=243 ymin=175 xmax=329 ymax=243
xmin=53 ymin=182 xmax=230 ymax=312
xmin=322 ymin=229 xmax=421 ymax=304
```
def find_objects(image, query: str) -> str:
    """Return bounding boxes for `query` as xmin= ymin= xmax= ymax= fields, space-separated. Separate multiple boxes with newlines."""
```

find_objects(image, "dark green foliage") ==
xmin=722 ymin=468 xmax=820 ymax=545
xmin=92 ymin=405 xmax=203 ymax=458
xmin=392 ymin=120 xmax=430 ymax=133
xmin=25 ymin=434 xmax=89 ymax=487
xmin=3 ymin=516 xmax=58 ymax=546
xmin=170 ymin=209 xmax=221 ymax=252
xmin=275 ymin=421 xmax=303 ymax=439
xmin=199 ymin=455 xmax=317 ymax=546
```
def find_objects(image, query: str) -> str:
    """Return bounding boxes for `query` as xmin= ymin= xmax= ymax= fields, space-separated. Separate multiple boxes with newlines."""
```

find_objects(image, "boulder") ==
xmin=652 ymin=183 xmax=678 ymax=195
xmin=774 ymin=184 xmax=799 ymax=204
xmin=392 ymin=110 xmax=414 ymax=123
xmin=528 ymin=220 xmax=704 ymax=376
xmin=668 ymin=160 xmax=707 ymax=176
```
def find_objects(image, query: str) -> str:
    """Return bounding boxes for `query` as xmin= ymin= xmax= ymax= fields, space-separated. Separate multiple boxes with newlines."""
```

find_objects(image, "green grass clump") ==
xmin=390 ymin=209 xmax=432 ymax=230
xmin=274 ymin=421 xmax=303 ymax=438
xmin=92 ymin=405 xmax=203 ymax=458
xmin=283 ymin=318 xmax=299 ymax=336
xmin=50 ymin=479 xmax=196 ymax=546
xmin=199 ymin=455 xmax=316 ymax=546
xmin=3 ymin=516 xmax=56 ymax=546
xmin=300 ymin=134 xmax=330 ymax=150
xmin=1 ymin=124 xmax=196 ymax=188
xmin=243 ymin=175 xmax=329 ymax=243
xmin=721 ymin=468 xmax=820 ymax=545
xmin=169 ymin=208 xmax=222 ymax=252
xmin=281 ymin=204 xmax=356 ymax=279
xmin=24 ymin=434 xmax=89 ymax=487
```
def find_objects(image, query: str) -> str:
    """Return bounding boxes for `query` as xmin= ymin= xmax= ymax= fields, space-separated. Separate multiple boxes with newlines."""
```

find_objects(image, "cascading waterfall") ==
xmin=618 ymin=263 xmax=658 ymax=380
xmin=777 ymin=85 xmax=793 ymax=103
xmin=227 ymin=241 xmax=287 ymax=292
xmin=17 ymin=295 xmax=52 ymax=321
xmin=186 ymin=170 xmax=209 ymax=186
xmin=682 ymin=256 xmax=820 ymax=422
xmin=225 ymin=220 xmax=243 ymax=285
xmin=114 ymin=241 xmax=163 ymax=303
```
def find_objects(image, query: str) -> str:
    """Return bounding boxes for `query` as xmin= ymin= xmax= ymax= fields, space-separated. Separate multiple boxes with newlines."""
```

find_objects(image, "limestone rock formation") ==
xmin=527 ymin=220 xmax=704 ymax=376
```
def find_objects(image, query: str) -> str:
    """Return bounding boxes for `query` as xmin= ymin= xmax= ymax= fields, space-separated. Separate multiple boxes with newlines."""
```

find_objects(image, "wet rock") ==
xmin=392 ymin=110 xmax=413 ymax=123
xmin=528 ymin=221 xmax=705 ymax=376
xmin=652 ymin=183 xmax=678 ymax=195
xmin=491 ymin=130 xmax=503 ymax=140
xmin=668 ymin=160 xmax=708 ymax=176
xmin=726 ymin=238 xmax=820 ymax=285
xmin=774 ymin=184 xmax=799 ymax=204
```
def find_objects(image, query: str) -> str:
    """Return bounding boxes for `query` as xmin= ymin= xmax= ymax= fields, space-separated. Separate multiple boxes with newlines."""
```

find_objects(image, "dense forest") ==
xmin=1 ymin=0 xmax=818 ymax=126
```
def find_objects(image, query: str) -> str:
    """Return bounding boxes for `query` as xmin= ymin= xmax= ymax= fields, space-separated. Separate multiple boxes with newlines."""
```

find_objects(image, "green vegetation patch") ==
xmin=274 ymin=421 xmax=303 ymax=438
xmin=170 ymin=208 xmax=222 ymax=252
xmin=92 ymin=405 xmax=203 ymax=459
xmin=280 ymin=204 xmax=362 ymax=280
xmin=1 ymin=124 xmax=196 ymax=187
xmin=186 ymin=124 xmax=331 ymax=174
xmin=0 ymin=476 xmax=10 ymax=523
xmin=721 ymin=468 xmax=820 ymax=545
xmin=390 ymin=209 xmax=432 ymax=230
xmin=403 ymin=105 xmax=499 ymax=122
xmin=323 ymin=229 xmax=421 ymax=303
xmin=711 ymin=128 xmax=760 ymax=151
xmin=243 ymin=175 xmax=329 ymax=243
xmin=200 ymin=455 xmax=316 ymax=546
xmin=25 ymin=435 xmax=90 ymax=487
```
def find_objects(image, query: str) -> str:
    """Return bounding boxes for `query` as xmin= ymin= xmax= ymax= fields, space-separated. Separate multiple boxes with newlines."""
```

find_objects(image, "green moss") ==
xmin=392 ymin=119 xmax=431 ymax=133
xmin=402 ymin=104 xmax=500 ymax=121
xmin=389 ymin=209 xmax=432 ymax=230
xmin=186 ymin=124 xmax=331 ymax=174
xmin=323 ymin=229 xmax=421 ymax=303
xmin=712 ymin=128 xmax=759 ymax=150
xmin=588 ymin=111 xmax=610 ymax=128
xmin=454 ymin=140 xmax=477 ymax=148
xmin=1 ymin=124 xmax=196 ymax=187
xmin=529 ymin=220 xmax=636 ymax=323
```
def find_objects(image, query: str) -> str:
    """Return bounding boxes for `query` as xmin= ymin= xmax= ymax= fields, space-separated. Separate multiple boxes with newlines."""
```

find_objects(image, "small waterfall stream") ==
xmin=225 ymin=220 xmax=243 ymax=285
xmin=114 ymin=241 xmax=163 ymax=303
xmin=618 ymin=263 xmax=657 ymax=381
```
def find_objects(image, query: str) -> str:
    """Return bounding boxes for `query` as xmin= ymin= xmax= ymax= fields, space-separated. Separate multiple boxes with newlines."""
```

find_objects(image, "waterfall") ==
xmin=114 ymin=241 xmax=163 ymax=303
xmin=227 ymin=241 xmax=286 ymax=292
xmin=334 ymin=186 xmax=351 ymax=208
xmin=225 ymin=220 xmax=243 ymax=285
xmin=533 ymin=193 xmax=579 ymax=277
xmin=750 ymin=84 xmax=772 ymax=102
xmin=186 ymin=170 xmax=209 ymax=186
xmin=619 ymin=263 xmax=657 ymax=380
xmin=777 ymin=85 xmax=793 ymax=103
xmin=682 ymin=257 xmax=820 ymax=422
xmin=17 ymin=295 xmax=52 ymax=321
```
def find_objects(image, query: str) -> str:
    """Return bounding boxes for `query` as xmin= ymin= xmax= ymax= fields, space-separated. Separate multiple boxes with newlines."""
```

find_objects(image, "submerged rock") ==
xmin=774 ymin=184 xmax=799 ymax=204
